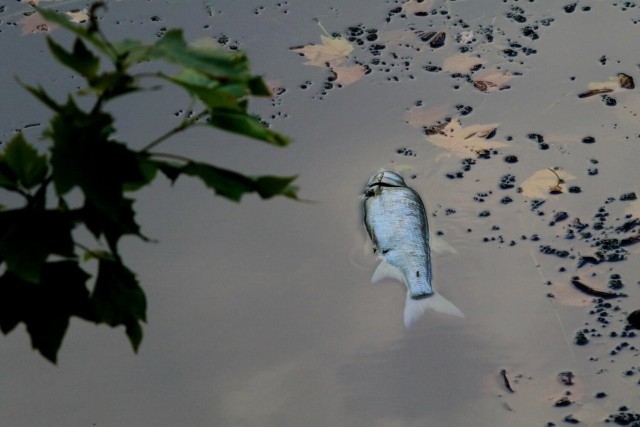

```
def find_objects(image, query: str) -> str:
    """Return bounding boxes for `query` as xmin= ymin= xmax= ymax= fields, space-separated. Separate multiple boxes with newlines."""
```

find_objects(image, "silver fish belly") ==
xmin=362 ymin=170 xmax=464 ymax=327
xmin=363 ymin=170 xmax=433 ymax=299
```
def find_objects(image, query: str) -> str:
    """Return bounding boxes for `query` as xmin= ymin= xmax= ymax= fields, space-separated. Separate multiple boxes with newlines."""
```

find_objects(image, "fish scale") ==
xmin=362 ymin=170 xmax=464 ymax=327
xmin=364 ymin=185 xmax=433 ymax=298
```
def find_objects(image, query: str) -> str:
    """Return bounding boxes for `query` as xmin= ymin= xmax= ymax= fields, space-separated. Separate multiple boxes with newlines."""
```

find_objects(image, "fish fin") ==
xmin=372 ymin=260 xmax=405 ymax=284
xmin=430 ymin=235 xmax=458 ymax=254
xmin=404 ymin=291 xmax=465 ymax=328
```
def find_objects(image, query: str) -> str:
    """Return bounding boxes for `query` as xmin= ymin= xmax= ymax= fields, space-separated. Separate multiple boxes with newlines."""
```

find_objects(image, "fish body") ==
xmin=362 ymin=170 xmax=463 ymax=326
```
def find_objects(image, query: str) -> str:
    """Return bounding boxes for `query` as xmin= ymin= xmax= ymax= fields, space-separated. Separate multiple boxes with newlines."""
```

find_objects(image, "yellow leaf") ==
xmin=377 ymin=29 xmax=417 ymax=46
xmin=291 ymin=35 xmax=353 ymax=67
xmin=520 ymin=169 xmax=576 ymax=199
xmin=20 ymin=0 xmax=56 ymax=4
xmin=425 ymin=118 xmax=507 ymax=158
xmin=67 ymin=9 xmax=89 ymax=24
xmin=624 ymin=199 xmax=640 ymax=217
xmin=405 ymin=104 xmax=451 ymax=128
xmin=578 ymin=76 xmax=633 ymax=98
xmin=18 ymin=11 xmax=57 ymax=35
xmin=443 ymin=54 xmax=486 ymax=74
xmin=332 ymin=64 xmax=367 ymax=86
xmin=402 ymin=0 xmax=436 ymax=13
xmin=472 ymin=69 xmax=515 ymax=93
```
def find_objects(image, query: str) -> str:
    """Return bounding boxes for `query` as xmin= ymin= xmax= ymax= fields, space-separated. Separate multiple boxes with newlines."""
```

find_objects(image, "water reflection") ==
xmin=2 ymin=0 xmax=640 ymax=425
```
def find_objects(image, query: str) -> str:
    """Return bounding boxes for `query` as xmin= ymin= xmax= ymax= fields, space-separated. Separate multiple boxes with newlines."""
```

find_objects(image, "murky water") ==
xmin=2 ymin=0 xmax=640 ymax=425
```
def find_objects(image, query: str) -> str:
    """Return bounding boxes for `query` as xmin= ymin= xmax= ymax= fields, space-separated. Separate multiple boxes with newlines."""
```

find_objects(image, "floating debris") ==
xmin=618 ymin=73 xmax=635 ymax=89
xmin=628 ymin=310 xmax=640 ymax=329
xmin=554 ymin=396 xmax=571 ymax=407
xmin=430 ymin=32 xmax=446 ymax=48
xmin=574 ymin=331 xmax=589 ymax=346
xmin=578 ymin=88 xmax=613 ymax=98
xmin=571 ymin=277 xmax=622 ymax=299
xmin=558 ymin=371 xmax=575 ymax=386
xmin=499 ymin=369 xmax=515 ymax=393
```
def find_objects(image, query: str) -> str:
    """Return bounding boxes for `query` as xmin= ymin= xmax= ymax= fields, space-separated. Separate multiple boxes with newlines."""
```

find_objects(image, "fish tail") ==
xmin=403 ymin=291 xmax=465 ymax=328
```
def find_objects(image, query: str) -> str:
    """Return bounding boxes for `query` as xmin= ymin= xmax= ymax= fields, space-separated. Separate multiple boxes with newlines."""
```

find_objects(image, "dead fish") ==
xmin=362 ymin=170 xmax=464 ymax=327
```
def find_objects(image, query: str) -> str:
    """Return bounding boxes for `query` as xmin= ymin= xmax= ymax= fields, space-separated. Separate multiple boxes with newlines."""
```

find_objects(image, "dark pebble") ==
xmin=628 ymin=310 xmax=640 ymax=329
xmin=528 ymin=133 xmax=544 ymax=143
xmin=564 ymin=3 xmax=577 ymax=13
xmin=430 ymin=32 xmax=446 ymax=48
xmin=504 ymin=155 xmax=518 ymax=163
xmin=563 ymin=414 xmax=580 ymax=424
xmin=582 ymin=136 xmax=596 ymax=144
xmin=568 ymin=186 xmax=582 ymax=193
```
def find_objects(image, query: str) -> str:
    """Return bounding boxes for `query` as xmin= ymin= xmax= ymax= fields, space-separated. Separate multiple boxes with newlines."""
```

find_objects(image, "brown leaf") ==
xmin=402 ymin=0 xmax=436 ymax=14
xmin=331 ymin=64 xmax=367 ymax=86
xmin=67 ymin=9 xmax=89 ymax=24
xmin=291 ymin=35 xmax=353 ymax=67
xmin=405 ymin=104 xmax=451 ymax=128
xmin=443 ymin=54 xmax=485 ymax=74
xmin=472 ymin=70 xmax=515 ymax=93
xmin=520 ymin=169 xmax=576 ymax=199
xmin=618 ymin=73 xmax=635 ymax=89
xmin=18 ymin=11 xmax=57 ymax=35
xmin=425 ymin=119 xmax=507 ymax=157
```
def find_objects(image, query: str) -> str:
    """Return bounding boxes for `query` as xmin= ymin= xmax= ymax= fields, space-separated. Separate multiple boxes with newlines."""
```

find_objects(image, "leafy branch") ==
xmin=0 ymin=3 xmax=297 ymax=363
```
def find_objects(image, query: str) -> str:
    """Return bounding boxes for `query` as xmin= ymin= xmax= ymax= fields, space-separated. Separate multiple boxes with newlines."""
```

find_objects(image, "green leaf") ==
xmin=80 ymin=197 xmax=143 ymax=253
xmin=123 ymin=156 xmax=158 ymax=192
xmin=35 ymin=6 xmax=113 ymax=60
xmin=47 ymin=99 xmax=148 ymax=236
xmin=182 ymin=162 xmax=255 ymax=201
xmin=0 ymin=160 xmax=19 ymax=192
xmin=207 ymin=109 xmax=291 ymax=146
xmin=248 ymin=76 xmax=272 ymax=96
xmin=163 ymin=69 xmax=240 ymax=109
xmin=0 ymin=133 xmax=48 ymax=190
xmin=92 ymin=259 xmax=146 ymax=352
xmin=153 ymin=159 xmax=298 ymax=201
xmin=21 ymin=83 xmax=61 ymax=112
xmin=254 ymin=175 xmax=299 ymax=199
xmin=148 ymin=30 xmax=250 ymax=80
xmin=0 ymin=209 xmax=75 ymax=283
xmin=46 ymin=37 xmax=100 ymax=79
xmin=86 ymin=71 xmax=139 ymax=100
xmin=0 ymin=261 xmax=93 ymax=363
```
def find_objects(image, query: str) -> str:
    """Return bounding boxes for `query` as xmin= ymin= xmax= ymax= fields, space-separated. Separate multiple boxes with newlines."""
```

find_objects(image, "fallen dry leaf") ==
xmin=624 ymin=199 xmax=640 ymax=217
xmin=443 ymin=54 xmax=486 ymax=74
xmin=425 ymin=118 xmax=507 ymax=157
xmin=18 ymin=11 xmax=57 ymax=35
xmin=190 ymin=37 xmax=224 ymax=50
xmin=402 ymin=0 xmax=436 ymax=14
xmin=331 ymin=64 xmax=367 ymax=86
xmin=291 ymin=35 xmax=353 ymax=67
xmin=377 ymin=29 xmax=417 ymax=46
xmin=405 ymin=104 xmax=451 ymax=128
xmin=547 ymin=283 xmax=592 ymax=307
xmin=67 ymin=9 xmax=89 ymax=24
xmin=579 ymin=75 xmax=635 ymax=98
xmin=472 ymin=70 xmax=515 ymax=93
xmin=291 ymin=35 xmax=366 ymax=86
xmin=20 ymin=0 xmax=56 ymax=4
xmin=520 ymin=168 xmax=576 ymax=199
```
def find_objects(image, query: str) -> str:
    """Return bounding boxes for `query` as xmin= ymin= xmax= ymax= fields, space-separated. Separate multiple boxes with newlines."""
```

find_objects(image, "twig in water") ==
xmin=500 ymin=369 xmax=515 ymax=393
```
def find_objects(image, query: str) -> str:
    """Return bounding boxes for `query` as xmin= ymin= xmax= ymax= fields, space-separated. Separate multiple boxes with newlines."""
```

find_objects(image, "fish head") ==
xmin=365 ymin=170 xmax=406 ymax=189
